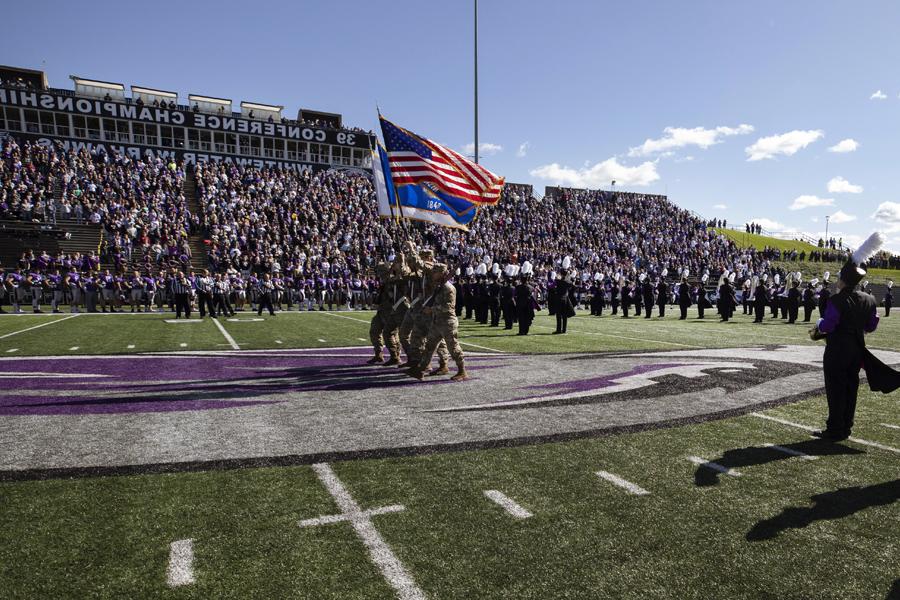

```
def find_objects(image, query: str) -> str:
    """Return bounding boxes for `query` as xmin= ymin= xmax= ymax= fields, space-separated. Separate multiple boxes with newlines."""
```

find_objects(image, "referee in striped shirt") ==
xmin=195 ymin=269 xmax=216 ymax=318
xmin=171 ymin=271 xmax=192 ymax=319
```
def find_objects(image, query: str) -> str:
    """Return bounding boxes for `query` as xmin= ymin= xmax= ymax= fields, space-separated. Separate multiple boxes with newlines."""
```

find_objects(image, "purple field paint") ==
xmin=0 ymin=351 xmax=507 ymax=416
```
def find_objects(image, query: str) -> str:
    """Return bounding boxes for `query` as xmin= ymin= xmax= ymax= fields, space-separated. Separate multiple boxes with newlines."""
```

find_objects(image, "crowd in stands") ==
xmin=2 ymin=134 xmax=896 ymax=314
xmin=0 ymin=76 xmax=36 ymax=90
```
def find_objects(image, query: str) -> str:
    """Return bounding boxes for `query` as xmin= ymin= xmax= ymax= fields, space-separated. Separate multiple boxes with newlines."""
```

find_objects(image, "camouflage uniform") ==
xmin=367 ymin=263 xmax=397 ymax=363
xmin=412 ymin=264 xmax=466 ymax=381
xmin=399 ymin=249 xmax=448 ymax=371
xmin=379 ymin=255 xmax=411 ymax=366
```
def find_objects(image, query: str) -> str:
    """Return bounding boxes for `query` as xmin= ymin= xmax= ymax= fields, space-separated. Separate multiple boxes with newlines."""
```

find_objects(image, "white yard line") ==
xmin=531 ymin=324 xmax=701 ymax=348
xmin=483 ymin=490 xmax=533 ymax=519
xmin=595 ymin=471 xmax=650 ymax=495
xmin=458 ymin=340 xmax=505 ymax=353
xmin=323 ymin=309 xmax=505 ymax=352
xmin=0 ymin=313 xmax=79 ymax=340
xmin=318 ymin=338 xmax=327 ymax=343
xmin=687 ymin=456 xmax=741 ymax=476
xmin=357 ymin=337 xmax=367 ymax=342
xmin=751 ymin=412 xmax=900 ymax=455
xmin=750 ymin=412 xmax=815 ymax=432
xmin=880 ymin=423 xmax=899 ymax=431
xmin=5 ymin=348 xmax=19 ymax=353
xmin=179 ymin=343 xmax=188 ymax=348
xmin=275 ymin=340 xmax=283 ymax=344
xmin=763 ymin=443 xmax=817 ymax=460
xmin=307 ymin=463 xmax=425 ymax=600
xmin=299 ymin=504 xmax=405 ymax=528
xmin=321 ymin=311 xmax=370 ymax=324
xmin=166 ymin=539 xmax=195 ymax=587
xmin=69 ymin=346 xmax=79 ymax=351
xmin=127 ymin=344 xmax=135 ymax=349
xmin=211 ymin=318 xmax=239 ymax=350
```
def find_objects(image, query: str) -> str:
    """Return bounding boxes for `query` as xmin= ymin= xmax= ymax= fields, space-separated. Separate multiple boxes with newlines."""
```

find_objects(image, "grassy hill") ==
xmin=712 ymin=227 xmax=898 ymax=283
xmin=711 ymin=227 xmax=821 ymax=253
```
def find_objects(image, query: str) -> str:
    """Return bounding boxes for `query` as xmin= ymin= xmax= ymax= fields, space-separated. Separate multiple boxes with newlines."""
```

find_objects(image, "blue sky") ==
xmin=4 ymin=0 xmax=900 ymax=251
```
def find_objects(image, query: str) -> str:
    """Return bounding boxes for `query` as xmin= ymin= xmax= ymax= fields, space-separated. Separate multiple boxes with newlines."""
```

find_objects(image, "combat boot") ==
xmin=366 ymin=352 xmax=384 ymax=365
xmin=383 ymin=353 xmax=401 ymax=366
xmin=405 ymin=367 xmax=425 ymax=381
xmin=450 ymin=358 xmax=468 ymax=382
xmin=427 ymin=364 xmax=449 ymax=377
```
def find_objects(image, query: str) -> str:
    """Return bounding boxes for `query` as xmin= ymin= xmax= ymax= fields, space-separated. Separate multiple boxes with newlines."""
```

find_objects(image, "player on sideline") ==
xmin=809 ymin=232 xmax=900 ymax=441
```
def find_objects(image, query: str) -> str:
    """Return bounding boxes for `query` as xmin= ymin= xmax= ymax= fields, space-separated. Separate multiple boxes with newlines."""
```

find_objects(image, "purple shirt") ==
xmin=817 ymin=299 xmax=879 ymax=334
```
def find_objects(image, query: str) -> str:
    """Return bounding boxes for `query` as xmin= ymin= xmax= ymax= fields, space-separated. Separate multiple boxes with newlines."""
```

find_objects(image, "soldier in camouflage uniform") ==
xmin=401 ymin=250 xmax=450 ymax=374
xmin=407 ymin=263 xmax=467 ymax=382
xmin=367 ymin=262 xmax=398 ymax=364
xmin=379 ymin=252 xmax=410 ymax=366
xmin=398 ymin=243 xmax=426 ymax=365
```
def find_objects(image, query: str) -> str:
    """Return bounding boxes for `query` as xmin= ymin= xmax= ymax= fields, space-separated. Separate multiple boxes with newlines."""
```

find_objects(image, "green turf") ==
xmin=1 ymin=391 xmax=897 ymax=599
xmin=713 ymin=227 xmax=821 ymax=253
xmin=2 ymin=304 xmax=897 ymax=356
xmin=1 ymin=307 xmax=898 ymax=598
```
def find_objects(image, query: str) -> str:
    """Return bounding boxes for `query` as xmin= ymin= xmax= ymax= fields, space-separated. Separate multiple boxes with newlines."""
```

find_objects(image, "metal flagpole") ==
xmin=474 ymin=0 xmax=479 ymax=164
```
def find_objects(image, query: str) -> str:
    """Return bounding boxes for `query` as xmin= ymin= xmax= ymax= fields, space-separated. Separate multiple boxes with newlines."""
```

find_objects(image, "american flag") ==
xmin=380 ymin=116 xmax=504 ymax=205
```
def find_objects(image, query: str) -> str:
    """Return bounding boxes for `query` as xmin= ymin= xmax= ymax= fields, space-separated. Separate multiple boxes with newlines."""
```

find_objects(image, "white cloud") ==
xmin=745 ymin=130 xmax=824 ymax=161
xmin=827 ymin=138 xmax=859 ymax=153
xmin=530 ymin=157 xmax=660 ymax=188
xmin=870 ymin=89 xmax=887 ymax=100
xmin=789 ymin=195 xmax=834 ymax=210
xmin=629 ymin=124 xmax=753 ymax=157
xmin=829 ymin=210 xmax=857 ymax=223
xmin=811 ymin=217 xmax=819 ymax=223
xmin=827 ymin=176 xmax=863 ymax=194
xmin=516 ymin=141 xmax=530 ymax=158
xmin=713 ymin=203 xmax=727 ymax=210
xmin=872 ymin=201 xmax=900 ymax=232
xmin=462 ymin=142 xmax=503 ymax=156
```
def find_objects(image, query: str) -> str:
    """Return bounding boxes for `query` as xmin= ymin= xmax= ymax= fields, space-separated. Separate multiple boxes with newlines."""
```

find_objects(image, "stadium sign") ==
xmin=0 ymin=88 xmax=373 ymax=148
xmin=11 ymin=132 xmax=324 ymax=172
xmin=4 ymin=344 xmax=898 ymax=479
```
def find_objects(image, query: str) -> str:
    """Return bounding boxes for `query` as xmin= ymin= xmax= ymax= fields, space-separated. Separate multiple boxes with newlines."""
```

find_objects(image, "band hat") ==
xmin=839 ymin=232 xmax=885 ymax=287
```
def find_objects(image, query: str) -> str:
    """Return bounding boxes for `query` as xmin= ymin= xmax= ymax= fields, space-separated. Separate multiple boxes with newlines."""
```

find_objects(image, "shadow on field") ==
xmin=746 ymin=479 xmax=900 ymax=541
xmin=694 ymin=441 xmax=864 ymax=486
xmin=1 ymin=362 xmax=505 ymax=415
xmin=888 ymin=580 xmax=900 ymax=600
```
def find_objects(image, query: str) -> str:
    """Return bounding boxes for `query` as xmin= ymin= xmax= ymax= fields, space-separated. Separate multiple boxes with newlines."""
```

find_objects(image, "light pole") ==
xmin=825 ymin=214 xmax=830 ymax=247
xmin=474 ymin=0 xmax=479 ymax=165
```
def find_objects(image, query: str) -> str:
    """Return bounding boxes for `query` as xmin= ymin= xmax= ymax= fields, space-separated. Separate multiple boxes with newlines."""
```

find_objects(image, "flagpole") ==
xmin=474 ymin=0 xmax=479 ymax=165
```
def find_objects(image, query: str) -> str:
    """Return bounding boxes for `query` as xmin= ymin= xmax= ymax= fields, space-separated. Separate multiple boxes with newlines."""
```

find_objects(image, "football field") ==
xmin=1 ymin=308 xmax=898 ymax=599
